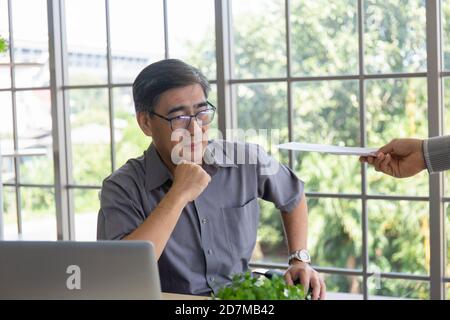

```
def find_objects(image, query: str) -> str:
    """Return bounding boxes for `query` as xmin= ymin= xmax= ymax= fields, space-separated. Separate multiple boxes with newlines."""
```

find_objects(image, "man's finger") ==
xmin=373 ymin=158 xmax=383 ymax=171
xmin=284 ymin=271 xmax=294 ymax=286
xmin=379 ymin=153 xmax=392 ymax=174
xmin=319 ymin=277 xmax=326 ymax=300
xmin=378 ymin=140 xmax=396 ymax=154
xmin=311 ymin=274 xmax=321 ymax=300
xmin=300 ymin=273 xmax=310 ymax=298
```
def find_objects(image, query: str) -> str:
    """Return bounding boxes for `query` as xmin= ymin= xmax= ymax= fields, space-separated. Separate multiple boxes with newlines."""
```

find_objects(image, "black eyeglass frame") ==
xmin=149 ymin=101 xmax=216 ymax=131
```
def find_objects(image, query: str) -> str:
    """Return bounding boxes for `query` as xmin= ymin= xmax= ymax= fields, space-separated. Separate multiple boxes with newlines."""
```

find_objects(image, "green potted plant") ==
xmin=212 ymin=271 xmax=310 ymax=300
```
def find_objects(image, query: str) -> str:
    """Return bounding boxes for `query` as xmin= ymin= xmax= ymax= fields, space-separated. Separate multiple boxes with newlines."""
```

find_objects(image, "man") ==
xmin=97 ymin=59 xmax=326 ymax=299
xmin=360 ymin=136 xmax=450 ymax=177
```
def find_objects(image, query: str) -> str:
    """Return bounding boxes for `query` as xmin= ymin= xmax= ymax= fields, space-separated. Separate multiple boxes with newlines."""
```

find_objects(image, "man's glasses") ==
xmin=150 ymin=101 xmax=216 ymax=131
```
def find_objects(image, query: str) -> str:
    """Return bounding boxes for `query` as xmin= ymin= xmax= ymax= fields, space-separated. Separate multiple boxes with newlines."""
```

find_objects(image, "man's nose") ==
xmin=187 ymin=116 xmax=202 ymax=135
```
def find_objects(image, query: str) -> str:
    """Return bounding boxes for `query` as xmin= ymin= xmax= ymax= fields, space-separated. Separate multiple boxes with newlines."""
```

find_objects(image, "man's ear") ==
xmin=136 ymin=112 xmax=153 ymax=137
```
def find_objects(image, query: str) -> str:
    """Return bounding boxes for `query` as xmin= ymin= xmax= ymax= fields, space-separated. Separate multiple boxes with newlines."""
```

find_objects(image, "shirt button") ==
xmin=202 ymin=218 xmax=208 ymax=224
xmin=208 ymin=249 xmax=213 ymax=255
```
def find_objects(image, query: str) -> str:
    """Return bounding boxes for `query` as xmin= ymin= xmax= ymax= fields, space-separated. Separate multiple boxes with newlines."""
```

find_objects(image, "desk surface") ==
xmin=162 ymin=292 xmax=210 ymax=300
xmin=161 ymin=292 xmax=402 ymax=300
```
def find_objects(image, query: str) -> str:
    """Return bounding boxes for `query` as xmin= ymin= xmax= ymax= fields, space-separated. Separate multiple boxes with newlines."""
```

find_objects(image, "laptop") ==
xmin=0 ymin=240 xmax=161 ymax=300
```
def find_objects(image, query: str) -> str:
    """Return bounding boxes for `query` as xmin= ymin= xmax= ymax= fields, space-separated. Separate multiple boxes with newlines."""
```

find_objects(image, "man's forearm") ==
xmin=281 ymin=194 xmax=308 ymax=257
xmin=123 ymin=189 xmax=187 ymax=260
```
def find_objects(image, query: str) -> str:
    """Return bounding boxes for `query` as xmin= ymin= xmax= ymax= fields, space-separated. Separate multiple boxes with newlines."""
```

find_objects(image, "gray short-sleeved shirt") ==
xmin=97 ymin=140 xmax=304 ymax=296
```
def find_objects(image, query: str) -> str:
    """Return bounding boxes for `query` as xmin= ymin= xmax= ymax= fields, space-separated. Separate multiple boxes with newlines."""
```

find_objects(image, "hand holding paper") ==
xmin=359 ymin=138 xmax=426 ymax=178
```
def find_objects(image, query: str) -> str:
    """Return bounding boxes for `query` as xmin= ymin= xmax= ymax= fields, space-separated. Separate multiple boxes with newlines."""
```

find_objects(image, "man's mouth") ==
xmin=189 ymin=141 xmax=202 ymax=151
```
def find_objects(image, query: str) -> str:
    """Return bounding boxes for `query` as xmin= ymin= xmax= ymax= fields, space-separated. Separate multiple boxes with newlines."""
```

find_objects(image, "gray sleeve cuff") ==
xmin=423 ymin=135 xmax=450 ymax=174
xmin=423 ymin=139 xmax=432 ymax=174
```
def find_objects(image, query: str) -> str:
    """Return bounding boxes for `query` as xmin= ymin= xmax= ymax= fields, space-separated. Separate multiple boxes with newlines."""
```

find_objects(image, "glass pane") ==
xmin=20 ymin=187 xmax=56 ymax=240
xmin=68 ymin=89 xmax=111 ymax=185
xmin=113 ymin=87 xmax=151 ymax=169
xmin=253 ymin=198 xmax=363 ymax=271
xmin=0 ymin=65 xmax=10 ymax=89
xmin=291 ymin=0 xmax=358 ymax=76
xmin=208 ymin=83 xmax=217 ymax=106
xmin=252 ymin=197 xmax=362 ymax=268
xmin=308 ymin=198 xmax=362 ymax=269
xmin=0 ymin=92 xmax=13 ymax=142
xmin=442 ymin=0 xmax=450 ymax=71
xmin=11 ymin=0 xmax=49 ymax=88
xmin=109 ymin=0 xmax=165 ymax=84
xmin=293 ymin=81 xmax=361 ymax=194
xmin=15 ymin=90 xmax=54 ymax=184
xmin=2 ymin=186 xmax=18 ymax=240
xmin=206 ymin=84 xmax=220 ymax=140
xmin=366 ymin=78 xmax=428 ymax=196
xmin=368 ymin=277 xmax=429 ymax=300
xmin=235 ymin=83 xmax=288 ymax=155
xmin=74 ymin=188 xmax=101 ymax=241
xmin=231 ymin=0 xmax=286 ymax=78
xmin=323 ymin=274 xmax=363 ymax=300
xmin=368 ymin=200 xmax=429 ymax=275
xmin=364 ymin=0 xmax=426 ymax=74
xmin=0 ymin=0 xmax=9 ymax=60
xmin=1 ymin=155 xmax=14 ymax=184
xmin=0 ymin=0 xmax=11 ymax=88
xmin=168 ymin=0 xmax=216 ymax=80
xmin=65 ymin=0 xmax=108 ymax=85
xmin=0 ymin=92 xmax=15 ymax=184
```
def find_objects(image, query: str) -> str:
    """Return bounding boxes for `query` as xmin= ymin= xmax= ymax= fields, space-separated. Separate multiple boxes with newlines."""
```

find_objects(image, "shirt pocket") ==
xmin=221 ymin=197 xmax=260 ymax=257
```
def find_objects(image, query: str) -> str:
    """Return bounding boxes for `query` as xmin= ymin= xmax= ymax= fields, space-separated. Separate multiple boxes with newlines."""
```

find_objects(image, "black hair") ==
xmin=132 ymin=59 xmax=210 ymax=114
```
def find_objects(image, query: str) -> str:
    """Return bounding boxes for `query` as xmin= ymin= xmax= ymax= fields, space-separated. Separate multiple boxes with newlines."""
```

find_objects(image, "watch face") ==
xmin=299 ymin=251 xmax=310 ymax=261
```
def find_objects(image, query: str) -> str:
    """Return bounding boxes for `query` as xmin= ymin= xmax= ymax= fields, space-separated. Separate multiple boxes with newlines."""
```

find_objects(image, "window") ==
xmin=1 ymin=0 xmax=55 ymax=240
xmin=229 ymin=0 xmax=436 ymax=299
xmin=0 ymin=0 xmax=448 ymax=299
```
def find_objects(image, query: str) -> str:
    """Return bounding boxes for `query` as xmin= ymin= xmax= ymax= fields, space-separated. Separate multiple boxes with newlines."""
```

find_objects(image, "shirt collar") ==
xmin=144 ymin=144 xmax=172 ymax=191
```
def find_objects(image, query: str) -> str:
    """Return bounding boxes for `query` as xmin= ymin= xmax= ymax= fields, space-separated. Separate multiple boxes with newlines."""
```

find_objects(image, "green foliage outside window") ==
xmin=0 ymin=36 xmax=7 ymax=53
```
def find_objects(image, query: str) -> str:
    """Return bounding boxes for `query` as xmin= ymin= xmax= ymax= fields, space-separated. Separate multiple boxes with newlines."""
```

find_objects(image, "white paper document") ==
xmin=276 ymin=142 xmax=378 ymax=156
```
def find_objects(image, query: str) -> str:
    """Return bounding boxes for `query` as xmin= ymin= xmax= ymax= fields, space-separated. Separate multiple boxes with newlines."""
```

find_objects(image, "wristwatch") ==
xmin=288 ymin=249 xmax=311 ymax=264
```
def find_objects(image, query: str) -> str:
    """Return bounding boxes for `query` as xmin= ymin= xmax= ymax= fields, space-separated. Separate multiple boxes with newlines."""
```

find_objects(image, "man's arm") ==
xmin=281 ymin=194 xmax=326 ymax=300
xmin=124 ymin=161 xmax=210 ymax=260
xmin=281 ymin=194 xmax=308 ymax=255
xmin=123 ymin=189 xmax=188 ymax=260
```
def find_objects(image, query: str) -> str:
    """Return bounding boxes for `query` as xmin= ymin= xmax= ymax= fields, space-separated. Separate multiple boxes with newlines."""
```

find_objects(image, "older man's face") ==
xmin=149 ymin=84 xmax=211 ymax=165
